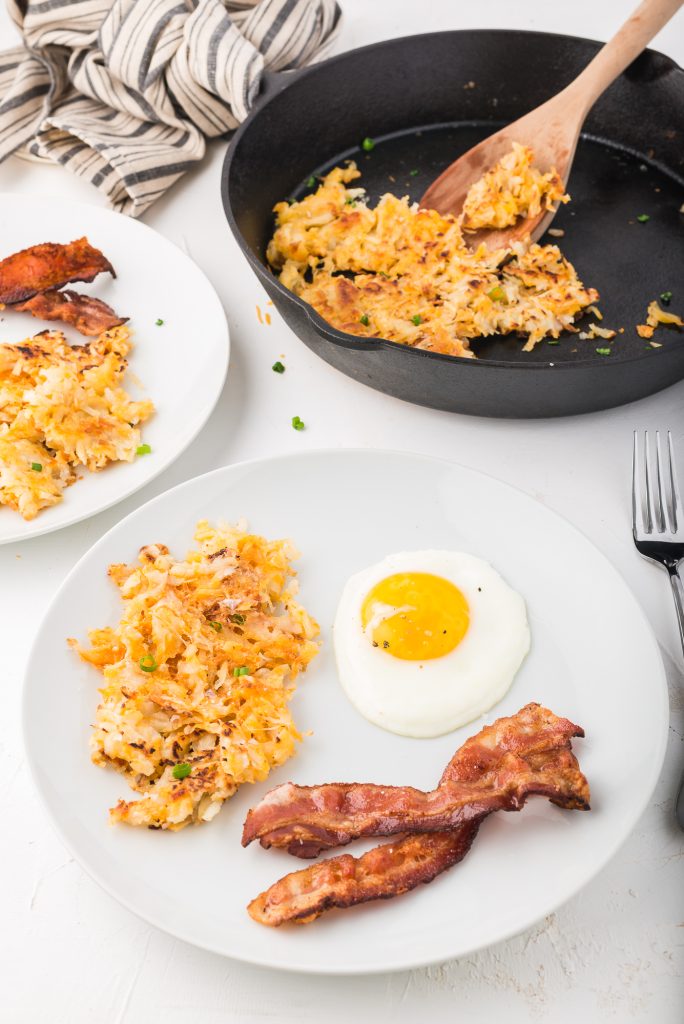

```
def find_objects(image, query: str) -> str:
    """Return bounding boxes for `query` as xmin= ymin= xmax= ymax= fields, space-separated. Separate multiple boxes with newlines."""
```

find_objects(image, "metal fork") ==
xmin=632 ymin=430 xmax=684 ymax=829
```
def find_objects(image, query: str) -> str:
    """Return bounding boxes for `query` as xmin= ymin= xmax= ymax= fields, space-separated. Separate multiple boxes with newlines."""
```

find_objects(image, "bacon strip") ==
xmin=247 ymin=745 xmax=588 ymax=927
xmin=242 ymin=704 xmax=588 ymax=857
xmin=248 ymin=822 xmax=483 ymax=927
xmin=0 ymin=238 xmax=115 ymax=304
xmin=246 ymin=705 xmax=589 ymax=926
xmin=11 ymin=289 xmax=128 ymax=336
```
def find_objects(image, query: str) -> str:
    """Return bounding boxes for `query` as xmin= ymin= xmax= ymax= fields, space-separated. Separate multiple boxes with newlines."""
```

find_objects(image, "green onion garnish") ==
xmin=306 ymin=176 xmax=316 ymax=188
xmin=547 ymin=340 xmax=560 ymax=346
xmin=345 ymin=197 xmax=357 ymax=206
xmin=136 ymin=443 xmax=151 ymax=456
xmin=487 ymin=285 xmax=506 ymax=302
xmin=409 ymin=169 xmax=419 ymax=177
xmin=208 ymin=620 xmax=222 ymax=632
xmin=230 ymin=613 xmax=246 ymax=625
xmin=636 ymin=214 xmax=650 ymax=223
xmin=292 ymin=415 xmax=305 ymax=431
xmin=30 ymin=462 xmax=42 ymax=472
xmin=155 ymin=318 xmax=164 ymax=326
xmin=595 ymin=347 xmax=612 ymax=356
xmin=361 ymin=137 xmax=375 ymax=152
xmin=411 ymin=314 xmax=422 ymax=326
xmin=359 ymin=314 xmax=370 ymax=326
xmin=172 ymin=763 xmax=191 ymax=780
xmin=139 ymin=653 xmax=158 ymax=672
xmin=660 ymin=291 xmax=673 ymax=305
xmin=233 ymin=666 xmax=249 ymax=677
xmin=272 ymin=361 xmax=285 ymax=373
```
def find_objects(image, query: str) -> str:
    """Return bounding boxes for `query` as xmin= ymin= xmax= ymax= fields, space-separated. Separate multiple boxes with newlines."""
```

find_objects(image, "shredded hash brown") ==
xmin=267 ymin=157 xmax=597 ymax=356
xmin=461 ymin=143 xmax=569 ymax=230
xmin=0 ymin=325 xmax=153 ymax=519
xmin=636 ymin=299 xmax=684 ymax=339
xmin=70 ymin=521 xmax=320 ymax=830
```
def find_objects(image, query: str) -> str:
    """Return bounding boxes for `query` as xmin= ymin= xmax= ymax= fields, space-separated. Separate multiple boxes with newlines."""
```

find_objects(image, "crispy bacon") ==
xmin=11 ymin=289 xmax=128 ymax=336
xmin=246 ymin=705 xmax=589 ymax=926
xmin=242 ymin=704 xmax=588 ymax=857
xmin=247 ymin=745 xmax=588 ymax=927
xmin=248 ymin=822 xmax=483 ymax=927
xmin=0 ymin=238 xmax=115 ymax=304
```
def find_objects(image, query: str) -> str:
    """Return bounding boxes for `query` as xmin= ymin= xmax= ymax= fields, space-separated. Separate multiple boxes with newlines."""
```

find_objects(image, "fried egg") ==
xmin=333 ymin=550 xmax=530 ymax=738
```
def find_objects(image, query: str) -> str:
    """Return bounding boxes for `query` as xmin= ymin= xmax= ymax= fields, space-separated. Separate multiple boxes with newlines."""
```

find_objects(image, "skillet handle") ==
xmin=302 ymin=306 xmax=386 ymax=351
xmin=257 ymin=68 xmax=309 ymax=106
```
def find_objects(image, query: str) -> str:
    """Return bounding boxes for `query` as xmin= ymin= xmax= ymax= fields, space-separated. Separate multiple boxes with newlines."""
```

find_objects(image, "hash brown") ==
xmin=70 ymin=520 xmax=320 ymax=830
xmin=267 ymin=158 xmax=597 ymax=356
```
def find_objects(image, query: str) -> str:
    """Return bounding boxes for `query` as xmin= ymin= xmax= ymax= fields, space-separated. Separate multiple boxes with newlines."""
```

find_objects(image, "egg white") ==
xmin=333 ymin=550 xmax=530 ymax=738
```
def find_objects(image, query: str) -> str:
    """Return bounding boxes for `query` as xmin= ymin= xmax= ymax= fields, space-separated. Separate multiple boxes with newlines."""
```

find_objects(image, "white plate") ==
xmin=23 ymin=450 xmax=668 ymax=974
xmin=0 ymin=194 xmax=229 ymax=543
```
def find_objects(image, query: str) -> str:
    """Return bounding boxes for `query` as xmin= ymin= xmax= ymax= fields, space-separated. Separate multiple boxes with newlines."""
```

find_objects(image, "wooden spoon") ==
xmin=421 ymin=0 xmax=684 ymax=250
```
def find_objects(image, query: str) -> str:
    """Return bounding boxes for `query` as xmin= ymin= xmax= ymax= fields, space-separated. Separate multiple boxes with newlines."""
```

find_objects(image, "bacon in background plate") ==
xmin=12 ymin=290 xmax=128 ymax=336
xmin=0 ymin=238 xmax=115 ymax=305
xmin=246 ymin=704 xmax=589 ymax=926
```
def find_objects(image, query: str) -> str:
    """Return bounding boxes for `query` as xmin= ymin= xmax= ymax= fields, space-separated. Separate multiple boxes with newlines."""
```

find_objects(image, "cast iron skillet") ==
xmin=221 ymin=30 xmax=684 ymax=418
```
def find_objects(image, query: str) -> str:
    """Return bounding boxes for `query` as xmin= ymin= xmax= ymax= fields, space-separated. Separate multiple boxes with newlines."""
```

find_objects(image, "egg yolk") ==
xmin=361 ymin=572 xmax=470 ymax=661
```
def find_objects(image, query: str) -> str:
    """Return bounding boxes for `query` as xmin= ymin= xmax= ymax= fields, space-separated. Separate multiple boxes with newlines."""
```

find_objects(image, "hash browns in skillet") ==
xmin=267 ymin=152 xmax=597 ymax=357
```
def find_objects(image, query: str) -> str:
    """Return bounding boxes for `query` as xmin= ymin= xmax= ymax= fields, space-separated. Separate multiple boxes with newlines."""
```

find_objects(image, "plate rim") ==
xmin=21 ymin=447 xmax=670 ymax=974
xmin=0 ymin=191 xmax=230 ymax=545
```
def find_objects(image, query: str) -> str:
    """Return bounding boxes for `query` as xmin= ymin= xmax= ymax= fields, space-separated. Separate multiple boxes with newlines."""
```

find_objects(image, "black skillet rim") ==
xmin=221 ymin=28 xmax=684 ymax=374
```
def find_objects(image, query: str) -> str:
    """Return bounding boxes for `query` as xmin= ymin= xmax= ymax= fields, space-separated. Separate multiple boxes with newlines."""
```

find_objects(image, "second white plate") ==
xmin=23 ymin=450 xmax=668 ymax=972
xmin=0 ymin=194 xmax=229 ymax=543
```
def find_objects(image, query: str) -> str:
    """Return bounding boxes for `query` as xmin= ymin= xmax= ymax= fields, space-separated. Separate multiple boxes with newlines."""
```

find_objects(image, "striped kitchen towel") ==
xmin=0 ymin=0 xmax=341 ymax=216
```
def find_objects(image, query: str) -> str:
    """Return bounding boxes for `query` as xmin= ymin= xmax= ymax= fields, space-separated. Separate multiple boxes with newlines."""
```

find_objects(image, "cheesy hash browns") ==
xmin=0 ymin=325 xmax=153 ymax=520
xmin=267 ymin=154 xmax=597 ymax=357
xmin=461 ymin=142 xmax=569 ymax=230
xmin=70 ymin=521 xmax=320 ymax=830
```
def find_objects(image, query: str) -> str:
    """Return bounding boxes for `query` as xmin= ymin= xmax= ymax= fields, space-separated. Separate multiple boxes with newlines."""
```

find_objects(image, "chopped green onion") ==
xmin=595 ymin=347 xmax=612 ymax=356
xmin=136 ymin=443 xmax=152 ymax=456
xmin=30 ymin=462 xmax=42 ymax=472
xmin=546 ymin=340 xmax=560 ymax=346
xmin=359 ymin=314 xmax=370 ymax=326
xmin=172 ymin=763 xmax=191 ymax=780
xmin=409 ymin=169 xmax=419 ymax=177
xmin=155 ymin=318 xmax=164 ymax=326
xmin=139 ymin=653 xmax=158 ymax=673
xmin=345 ymin=197 xmax=357 ymax=206
xmin=233 ymin=666 xmax=249 ymax=677
xmin=487 ymin=285 xmax=506 ymax=302
xmin=230 ymin=613 xmax=246 ymax=625
xmin=306 ymin=175 xmax=316 ymax=188
xmin=208 ymin=620 xmax=222 ymax=632
xmin=660 ymin=291 xmax=673 ymax=305
xmin=411 ymin=314 xmax=422 ymax=326
xmin=272 ymin=361 xmax=285 ymax=373
xmin=292 ymin=415 xmax=305 ymax=431
xmin=361 ymin=137 xmax=375 ymax=152
xmin=636 ymin=214 xmax=650 ymax=223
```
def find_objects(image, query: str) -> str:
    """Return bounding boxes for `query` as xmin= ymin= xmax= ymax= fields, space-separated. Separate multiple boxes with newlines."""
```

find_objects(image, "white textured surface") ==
xmin=1 ymin=1 xmax=683 ymax=1020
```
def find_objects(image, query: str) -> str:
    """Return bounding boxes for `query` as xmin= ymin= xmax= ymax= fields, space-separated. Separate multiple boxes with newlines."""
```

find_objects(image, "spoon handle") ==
xmin=567 ymin=0 xmax=683 ymax=114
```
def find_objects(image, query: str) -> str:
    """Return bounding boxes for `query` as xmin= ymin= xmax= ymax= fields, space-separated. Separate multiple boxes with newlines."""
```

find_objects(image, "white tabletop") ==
xmin=2 ymin=2 xmax=683 ymax=1021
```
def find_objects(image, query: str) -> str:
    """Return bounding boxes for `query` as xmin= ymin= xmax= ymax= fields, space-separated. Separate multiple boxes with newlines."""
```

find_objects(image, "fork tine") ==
xmin=633 ymin=431 xmax=648 ymax=536
xmin=656 ymin=431 xmax=674 ymax=534
xmin=644 ymin=430 xmax=659 ymax=533
xmin=668 ymin=431 xmax=682 ymax=534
